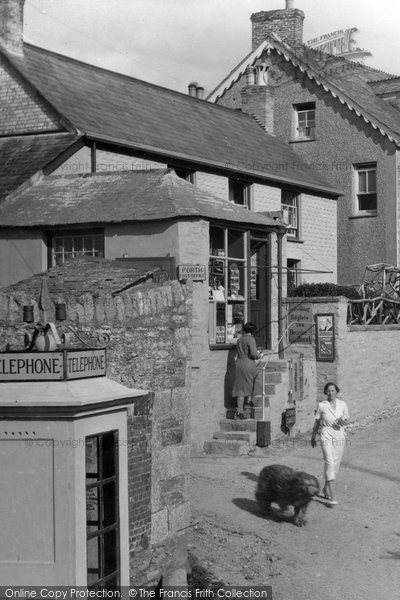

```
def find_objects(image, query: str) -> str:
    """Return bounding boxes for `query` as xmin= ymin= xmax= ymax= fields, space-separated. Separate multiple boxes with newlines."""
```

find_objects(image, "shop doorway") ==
xmin=249 ymin=236 xmax=270 ymax=349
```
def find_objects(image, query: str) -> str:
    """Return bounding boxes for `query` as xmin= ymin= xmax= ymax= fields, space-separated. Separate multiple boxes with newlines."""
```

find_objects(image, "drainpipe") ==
xmin=277 ymin=230 xmax=285 ymax=358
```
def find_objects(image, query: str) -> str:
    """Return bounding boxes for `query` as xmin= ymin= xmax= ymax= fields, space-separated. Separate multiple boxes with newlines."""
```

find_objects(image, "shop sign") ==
xmin=0 ymin=349 xmax=106 ymax=382
xmin=315 ymin=314 xmax=335 ymax=362
xmin=178 ymin=264 xmax=206 ymax=281
xmin=288 ymin=305 xmax=313 ymax=344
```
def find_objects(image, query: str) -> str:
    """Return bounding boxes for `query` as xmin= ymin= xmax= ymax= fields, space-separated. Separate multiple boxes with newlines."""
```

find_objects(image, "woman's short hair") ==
xmin=324 ymin=381 xmax=340 ymax=394
xmin=243 ymin=322 xmax=257 ymax=335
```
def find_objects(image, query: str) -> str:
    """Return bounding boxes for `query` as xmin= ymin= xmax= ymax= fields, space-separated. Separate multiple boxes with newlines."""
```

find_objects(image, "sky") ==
xmin=23 ymin=0 xmax=400 ymax=95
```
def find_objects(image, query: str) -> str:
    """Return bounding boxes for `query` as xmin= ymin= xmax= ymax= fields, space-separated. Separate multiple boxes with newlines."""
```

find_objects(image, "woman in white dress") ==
xmin=311 ymin=382 xmax=349 ymax=505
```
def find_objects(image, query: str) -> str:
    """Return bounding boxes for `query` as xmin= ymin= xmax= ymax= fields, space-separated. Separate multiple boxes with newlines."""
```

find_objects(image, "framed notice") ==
xmin=315 ymin=314 xmax=335 ymax=362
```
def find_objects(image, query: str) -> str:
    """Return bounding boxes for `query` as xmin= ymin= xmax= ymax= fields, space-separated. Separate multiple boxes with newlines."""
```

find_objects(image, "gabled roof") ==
xmin=0 ymin=169 xmax=284 ymax=230
xmin=0 ymin=43 xmax=339 ymax=197
xmin=0 ymin=133 xmax=81 ymax=200
xmin=207 ymin=35 xmax=400 ymax=145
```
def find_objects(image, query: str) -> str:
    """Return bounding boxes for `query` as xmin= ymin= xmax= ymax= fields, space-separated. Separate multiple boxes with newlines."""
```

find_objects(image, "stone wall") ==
xmin=0 ymin=269 xmax=193 ymax=587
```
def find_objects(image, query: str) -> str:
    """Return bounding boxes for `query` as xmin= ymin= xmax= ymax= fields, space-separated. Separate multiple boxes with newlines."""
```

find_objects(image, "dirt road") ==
xmin=189 ymin=414 xmax=400 ymax=600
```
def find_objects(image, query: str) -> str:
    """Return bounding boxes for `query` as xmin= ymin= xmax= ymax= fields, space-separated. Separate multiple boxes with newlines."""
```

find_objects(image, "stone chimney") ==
xmin=0 ymin=0 xmax=26 ymax=55
xmin=251 ymin=0 xmax=305 ymax=49
xmin=240 ymin=61 xmax=274 ymax=133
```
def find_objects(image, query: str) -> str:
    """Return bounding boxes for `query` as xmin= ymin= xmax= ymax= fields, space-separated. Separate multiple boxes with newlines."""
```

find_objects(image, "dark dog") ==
xmin=255 ymin=464 xmax=319 ymax=526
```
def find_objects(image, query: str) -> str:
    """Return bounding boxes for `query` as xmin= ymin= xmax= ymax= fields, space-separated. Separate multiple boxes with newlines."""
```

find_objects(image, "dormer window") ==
xmin=293 ymin=103 xmax=316 ymax=140
xmin=229 ymin=180 xmax=251 ymax=209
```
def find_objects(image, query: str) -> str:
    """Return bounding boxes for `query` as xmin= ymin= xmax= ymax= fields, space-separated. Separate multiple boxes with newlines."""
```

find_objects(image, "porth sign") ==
xmin=0 ymin=349 xmax=106 ymax=382
xmin=178 ymin=264 xmax=206 ymax=281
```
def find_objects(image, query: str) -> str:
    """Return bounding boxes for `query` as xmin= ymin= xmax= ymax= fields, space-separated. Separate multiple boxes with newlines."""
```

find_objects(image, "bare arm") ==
xmin=311 ymin=419 xmax=320 ymax=447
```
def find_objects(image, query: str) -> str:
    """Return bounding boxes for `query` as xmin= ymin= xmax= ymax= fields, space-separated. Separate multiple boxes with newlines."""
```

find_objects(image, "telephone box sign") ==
xmin=0 ymin=349 xmax=106 ymax=382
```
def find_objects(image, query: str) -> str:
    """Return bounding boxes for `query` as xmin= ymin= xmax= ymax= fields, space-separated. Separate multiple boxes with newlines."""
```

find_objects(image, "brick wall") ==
xmin=251 ymin=9 xmax=305 ymax=48
xmin=0 ymin=60 xmax=60 ymax=134
xmin=196 ymin=171 xmax=229 ymax=200
xmin=0 ymin=271 xmax=193 ymax=587
xmin=253 ymin=182 xmax=281 ymax=211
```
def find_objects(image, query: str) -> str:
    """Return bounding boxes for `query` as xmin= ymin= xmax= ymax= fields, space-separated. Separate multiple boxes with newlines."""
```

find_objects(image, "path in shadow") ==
xmin=232 ymin=497 xmax=294 ymax=524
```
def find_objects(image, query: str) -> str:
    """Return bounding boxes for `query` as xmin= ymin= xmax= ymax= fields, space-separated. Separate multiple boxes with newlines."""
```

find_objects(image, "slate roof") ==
xmin=0 ymin=133 xmax=80 ymax=200
xmin=4 ymin=257 xmax=157 ymax=296
xmin=0 ymin=169 xmax=283 ymax=230
xmin=0 ymin=43 xmax=339 ymax=196
xmin=207 ymin=35 xmax=400 ymax=144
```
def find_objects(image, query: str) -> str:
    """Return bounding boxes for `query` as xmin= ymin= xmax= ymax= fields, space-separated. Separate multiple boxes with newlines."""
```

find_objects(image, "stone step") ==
xmin=213 ymin=430 xmax=256 ymax=442
xmin=219 ymin=418 xmax=257 ymax=432
xmin=203 ymin=439 xmax=255 ymax=456
xmin=251 ymin=396 xmax=270 ymax=408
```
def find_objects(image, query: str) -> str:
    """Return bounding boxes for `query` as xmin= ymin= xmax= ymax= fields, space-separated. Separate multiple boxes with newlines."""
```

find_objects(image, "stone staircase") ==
xmin=203 ymin=359 xmax=288 ymax=455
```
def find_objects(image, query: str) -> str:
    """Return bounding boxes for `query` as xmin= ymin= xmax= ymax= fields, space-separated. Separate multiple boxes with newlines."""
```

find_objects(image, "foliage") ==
xmin=289 ymin=282 xmax=361 ymax=299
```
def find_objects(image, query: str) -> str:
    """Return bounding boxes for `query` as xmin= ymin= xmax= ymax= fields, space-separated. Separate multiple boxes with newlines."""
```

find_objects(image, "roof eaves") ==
xmin=0 ymin=46 xmax=81 ymax=135
xmin=85 ymin=131 xmax=341 ymax=197
xmin=207 ymin=36 xmax=400 ymax=145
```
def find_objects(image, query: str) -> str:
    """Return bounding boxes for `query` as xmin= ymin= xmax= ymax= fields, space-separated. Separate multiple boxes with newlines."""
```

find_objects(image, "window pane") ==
xmin=86 ymin=486 xmax=99 ymax=531
xmin=87 ymin=536 xmax=100 ymax=574
xmin=358 ymin=193 xmax=377 ymax=211
xmin=228 ymin=261 xmax=245 ymax=299
xmin=358 ymin=171 xmax=367 ymax=193
xmin=101 ymin=431 xmax=117 ymax=479
xmin=229 ymin=181 xmax=248 ymax=206
xmin=86 ymin=437 xmax=98 ymax=477
xmin=367 ymin=170 xmax=376 ymax=192
xmin=227 ymin=229 xmax=244 ymax=259
xmin=210 ymin=227 xmax=225 ymax=256
xmin=104 ymin=529 xmax=118 ymax=575
xmin=73 ymin=237 xmax=83 ymax=253
xmin=93 ymin=236 xmax=104 ymax=257
xmin=103 ymin=482 xmax=117 ymax=527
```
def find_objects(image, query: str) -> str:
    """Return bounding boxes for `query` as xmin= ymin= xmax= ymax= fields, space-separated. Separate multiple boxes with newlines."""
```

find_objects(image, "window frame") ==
xmin=86 ymin=430 xmax=120 ymax=589
xmin=293 ymin=102 xmax=316 ymax=141
xmin=170 ymin=167 xmax=197 ymax=185
xmin=281 ymin=191 xmax=301 ymax=239
xmin=208 ymin=225 xmax=249 ymax=347
xmin=354 ymin=163 xmax=377 ymax=215
xmin=47 ymin=228 xmax=105 ymax=267
xmin=228 ymin=179 xmax=252 ymax=209
xmin=287 ymin=259 xmax=301 ymax=295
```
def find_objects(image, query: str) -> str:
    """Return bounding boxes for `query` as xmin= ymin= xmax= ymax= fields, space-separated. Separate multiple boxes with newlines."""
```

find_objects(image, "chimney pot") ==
xmin=196 ymin=86 xmax=204 ymax=100
xmin=188 ymin=81 xmax=198 ymax=97
xmin=0 ymin=0 xmax=26 ymax=55
xmin=245 ymin=67 xmax=256 ymax=86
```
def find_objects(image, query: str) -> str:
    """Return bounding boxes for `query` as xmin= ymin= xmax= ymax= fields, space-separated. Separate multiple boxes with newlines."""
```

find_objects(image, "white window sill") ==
xmin=349 ymin=212 xmax=377 ymax=219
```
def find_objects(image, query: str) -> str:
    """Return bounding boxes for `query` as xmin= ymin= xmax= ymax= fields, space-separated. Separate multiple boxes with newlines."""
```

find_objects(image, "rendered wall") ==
xmin=284 ymin=296 xmax=400 ymax=428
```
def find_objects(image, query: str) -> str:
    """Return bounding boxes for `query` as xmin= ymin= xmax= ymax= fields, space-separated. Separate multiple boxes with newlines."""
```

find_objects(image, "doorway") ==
xmin=249 ymin=236 xmax=270 ymax=349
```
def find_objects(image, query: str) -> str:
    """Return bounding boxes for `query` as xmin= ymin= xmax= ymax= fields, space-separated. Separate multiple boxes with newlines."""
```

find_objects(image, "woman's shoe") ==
xmin=320 ymin=489 xmax=338 ymax=505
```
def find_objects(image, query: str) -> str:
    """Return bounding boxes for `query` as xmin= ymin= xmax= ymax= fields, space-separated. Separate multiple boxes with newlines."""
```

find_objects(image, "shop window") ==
xmin=209 ymin=226 xmax=247 ymax=345
xmin=229 ymin=180 xmax=250 ymax=209
xmin=49 ymin=229 xmax=104 ymax=267
xmin=86 ymin=431 xmax=120 ymax=588
xmin=282 ymin=191 xmax=300 ymax=238
xmin=287 ymin=259 xmax=301 ymax=295
xmin=293 ymin=103 xmax=316 ymax=140
xmin=354 ymin=163 xmax=377 ymax=214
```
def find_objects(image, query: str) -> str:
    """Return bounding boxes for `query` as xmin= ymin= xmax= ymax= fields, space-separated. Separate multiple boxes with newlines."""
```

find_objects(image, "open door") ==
xmin=249 ymin=235 xmax=270 ymax=349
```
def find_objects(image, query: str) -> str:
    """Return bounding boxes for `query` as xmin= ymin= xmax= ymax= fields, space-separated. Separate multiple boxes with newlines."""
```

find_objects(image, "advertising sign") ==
xmin=306 ymin=28 xmax=358 ymax=55
xmin=288 ymin=305 xmax=313 ymax=344
xmin=315 ymin=314 xmax=335 ymax=362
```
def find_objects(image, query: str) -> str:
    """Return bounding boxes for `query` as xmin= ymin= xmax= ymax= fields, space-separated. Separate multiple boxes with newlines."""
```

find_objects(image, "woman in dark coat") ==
xmin=232 ymin=322 xmax=260 ymax=419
